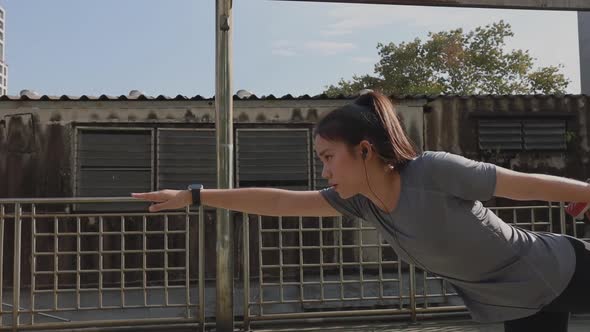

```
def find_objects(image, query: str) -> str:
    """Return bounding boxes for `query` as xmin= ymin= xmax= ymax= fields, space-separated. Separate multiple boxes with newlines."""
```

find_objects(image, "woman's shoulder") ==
xmin=409 ymin=151 xmax=487 ymax=176
xmin=401 ymin=151 xmax=443 ymax=184
xmin=403 ymin=151 xmax=458 ymax=186
xmin=406 ymin=150 xmax=449 ymax=168
xmin=418 ymin=150 xmax=450 ymax=159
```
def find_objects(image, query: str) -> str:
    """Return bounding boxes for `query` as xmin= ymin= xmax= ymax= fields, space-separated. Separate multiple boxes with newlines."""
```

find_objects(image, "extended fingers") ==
xmin=131 ymin=192 xmax=167 ymax=203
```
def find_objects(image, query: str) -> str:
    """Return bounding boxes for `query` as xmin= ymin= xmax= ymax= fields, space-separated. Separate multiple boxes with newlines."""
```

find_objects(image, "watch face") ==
xmin=189 ymin=184 xmax=203 ymax=190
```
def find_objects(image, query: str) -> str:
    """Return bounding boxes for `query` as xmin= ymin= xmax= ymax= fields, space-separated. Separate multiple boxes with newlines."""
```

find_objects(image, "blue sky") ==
xmin=3 ymin=0 xmax=581 ymax=97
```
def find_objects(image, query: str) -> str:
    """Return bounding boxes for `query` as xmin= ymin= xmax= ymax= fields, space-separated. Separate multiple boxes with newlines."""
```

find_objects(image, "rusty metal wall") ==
xmin=424 ymin=95 xmax=589 ymax=177
xmin=0 ymin=97 xmax=425 ymax=201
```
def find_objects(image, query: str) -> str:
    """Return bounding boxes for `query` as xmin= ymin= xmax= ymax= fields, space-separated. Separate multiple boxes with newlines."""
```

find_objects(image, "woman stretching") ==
xmin=133 ymin=91 xmax=590 ymax=332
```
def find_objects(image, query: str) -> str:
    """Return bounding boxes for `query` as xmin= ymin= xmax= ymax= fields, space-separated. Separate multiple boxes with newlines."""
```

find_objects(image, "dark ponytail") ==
xmin=314 ymin=91 xmax=417 ymax=169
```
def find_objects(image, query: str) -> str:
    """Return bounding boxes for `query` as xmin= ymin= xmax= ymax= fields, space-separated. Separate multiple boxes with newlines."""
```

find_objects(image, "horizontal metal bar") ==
xmin=259 ymin=279 xmax=400 ymax=286
xmin=32 ymin=285 xmax=191 ymax=294
xmin=34 ymin=231 xmax=187 ymax=236
xmin=260 ymin=227 xmax=375 ymax=233
xmin=34 ymin=249 xmax=186 ymax=255
xmin=33 ymin=267 xmax=186 ymax=274
xmin=260 ymin=262 xmax=400 ymax=268
xmin=3 ymin=212 xmax=198 ymax=218
xmin=249 ymin=296 xmax=412 ymax=305
xmin=247 ymin=305 xmax=467 ymax=321
xmin=260 ymin=245 xmax=384 ymax=250
xmin=275 ymin=0 xmax=590 ymax=11
xmin=0 ymin=317 xmax=202 ymax=331
xmin=26 ymin=303 xmax=196 ymax=312
xmin=261 ymin=225 xmax=377 ymax=230
xmin=0 ymin=197 xmax=144 ymax=204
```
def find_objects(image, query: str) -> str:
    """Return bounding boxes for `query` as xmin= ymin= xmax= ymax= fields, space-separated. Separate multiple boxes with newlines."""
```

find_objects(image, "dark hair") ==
xmin=314 ymin=91 xmax=417 ymax=169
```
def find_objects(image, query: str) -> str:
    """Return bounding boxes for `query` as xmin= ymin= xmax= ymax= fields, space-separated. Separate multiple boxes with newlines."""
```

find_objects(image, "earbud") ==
xmin=362 ymin=147 xmax=368 ymax=160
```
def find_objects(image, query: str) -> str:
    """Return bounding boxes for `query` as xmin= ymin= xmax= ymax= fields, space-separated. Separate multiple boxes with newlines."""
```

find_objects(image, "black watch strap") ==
xmin=187 ymin=184 xmax=204 ymax=207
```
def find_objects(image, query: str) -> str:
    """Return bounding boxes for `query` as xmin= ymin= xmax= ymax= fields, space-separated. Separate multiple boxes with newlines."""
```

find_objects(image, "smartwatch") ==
xmin=187 ymin=184 xmax=204 ymax=207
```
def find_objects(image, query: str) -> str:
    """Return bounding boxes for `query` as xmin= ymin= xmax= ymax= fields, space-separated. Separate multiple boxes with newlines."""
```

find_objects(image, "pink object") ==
xmin=566 ymin=202 xmax=590 ymax=220
xmin=565 ymin=178 xmax=590 ymax=220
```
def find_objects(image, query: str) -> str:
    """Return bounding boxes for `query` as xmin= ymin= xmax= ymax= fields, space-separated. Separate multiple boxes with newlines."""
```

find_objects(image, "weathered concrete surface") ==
xmin=252 ymin=315 xmax=590 ymax=332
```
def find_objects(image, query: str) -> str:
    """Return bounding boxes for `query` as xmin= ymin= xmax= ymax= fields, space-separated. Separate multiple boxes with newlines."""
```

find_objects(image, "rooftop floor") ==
xmin=251 ymin=315 xmax=590 ymax=332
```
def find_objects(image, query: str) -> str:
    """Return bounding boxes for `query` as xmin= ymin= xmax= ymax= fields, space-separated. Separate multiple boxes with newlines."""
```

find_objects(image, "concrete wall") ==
xmin=424 ymin=95 xmax=590 ymax=208
xmin=0 ymin=98 xmax=424 ymax=199
xmin=579 ymin=12 xmax=590 ymax=95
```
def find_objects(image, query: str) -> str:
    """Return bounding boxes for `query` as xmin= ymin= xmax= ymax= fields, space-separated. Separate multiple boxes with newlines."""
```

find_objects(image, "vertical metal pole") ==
xmin=12 ymin=203 xmax=21 ymax=332
xmin=0 ymin=205 xmax=4 ymax=327
xmin=579 ymin=11 xmax=590 ymax=95
xmin=409 ymin=264 xmax=417 ymax=322
xmin=242 ymin=213 xmax=250 ymax=331
xmin=216 ymin=0 xmax=234 ymax=331
xmin=559 ymin=202 xmax=567 ymax=235
xmin=199 ymin=207 xmax=206 ymax=332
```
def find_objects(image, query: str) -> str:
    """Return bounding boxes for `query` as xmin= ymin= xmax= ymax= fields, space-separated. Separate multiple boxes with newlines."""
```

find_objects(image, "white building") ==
xmin=0 ymin=6 xmax=7 ymax=95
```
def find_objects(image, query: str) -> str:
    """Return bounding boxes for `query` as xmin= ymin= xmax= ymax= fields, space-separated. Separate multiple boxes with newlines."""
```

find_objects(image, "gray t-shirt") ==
xmin=320 ymin=151 xmax=576 ymax=323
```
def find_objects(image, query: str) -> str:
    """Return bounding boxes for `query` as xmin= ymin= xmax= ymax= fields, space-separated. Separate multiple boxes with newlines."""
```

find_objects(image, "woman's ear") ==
xmin=358 ymin=140 xmax=372 ymax=159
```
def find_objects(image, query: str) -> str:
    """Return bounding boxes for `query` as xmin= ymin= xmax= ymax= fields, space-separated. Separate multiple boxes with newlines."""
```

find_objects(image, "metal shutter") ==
xmin=236 ymin=129 xmax=310 ymax=190
xmin=78 ymin=170 xmax=151 ymax=197
xmin=157 ymin=129 xmax=217 ymax=190
xmin=76 ymin=129 xmax=152 ymax=211
xmin=478 ymin=120 xmax=522 ymax=151
xmin=78 ymin=130 xmax=152 ymax=168
xmin=523 ymin=120 xmax=566 ymax=151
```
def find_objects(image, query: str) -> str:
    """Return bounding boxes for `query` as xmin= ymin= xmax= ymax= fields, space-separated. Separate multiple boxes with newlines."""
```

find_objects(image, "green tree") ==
xmin=324 ymin=21 xmax=570 ymax=96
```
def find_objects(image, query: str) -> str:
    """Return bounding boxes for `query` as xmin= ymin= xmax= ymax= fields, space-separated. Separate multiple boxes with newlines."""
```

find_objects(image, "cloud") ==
xmin=272 ymin=48 xmax=297 ymax=57
xmin=315 ymin=4 xmax=580 ymax=92
xmin=319 ymin=4 xmax=576 ymax=39
xmin=320 ymin=5 xmax=402 ymax=36
xmin=303 ymin=41 xmax=356 ymax=55
xmin=272 ymin=40 xmax=356 ymax=56
xmin=321 ymin=29 xmax=353 ymax=37
xmin=351 ymin=56 xmax=378 ymax=64
xmin=271 ymin=40 xmax=298 ymax=57
xmin=320 ymin=5 xmax=518 ymax=35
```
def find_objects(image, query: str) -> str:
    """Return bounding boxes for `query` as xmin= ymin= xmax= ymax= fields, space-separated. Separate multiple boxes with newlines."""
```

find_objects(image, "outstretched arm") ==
xmin=495 ymin=167 xmax=590 ymax=202
xmin=132 ymin=188 xmax=341 ymax=217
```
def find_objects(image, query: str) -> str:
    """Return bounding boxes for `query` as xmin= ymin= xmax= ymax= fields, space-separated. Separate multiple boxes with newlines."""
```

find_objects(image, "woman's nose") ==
xmin=321 ymin=165 xmax=330 ymax=179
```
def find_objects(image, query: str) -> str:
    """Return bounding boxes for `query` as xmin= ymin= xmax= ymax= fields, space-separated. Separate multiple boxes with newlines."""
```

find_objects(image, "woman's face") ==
xmin=314 ymin=135 xmax=364 ymax=199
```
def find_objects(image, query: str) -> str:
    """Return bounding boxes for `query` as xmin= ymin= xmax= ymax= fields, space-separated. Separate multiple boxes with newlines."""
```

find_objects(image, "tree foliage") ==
xmin=324 ymin=21 xmax=570 ymax=96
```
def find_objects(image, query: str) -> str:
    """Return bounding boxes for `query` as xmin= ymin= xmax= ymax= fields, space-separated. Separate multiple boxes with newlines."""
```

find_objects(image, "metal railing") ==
xmin=241 ymin=202 xmax=575 ymax=330
xmin=0 ymin=197 xmax=582 ymax=331
xmin=0 ymin=197 xmax=205 ymax=331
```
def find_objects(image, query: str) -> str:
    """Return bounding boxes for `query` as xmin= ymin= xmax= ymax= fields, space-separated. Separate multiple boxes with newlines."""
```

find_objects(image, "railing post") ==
xmin=215 ymin=0 xmax=234 ymax=330
xmin=242 ymin=213 xmax=250 ymax=331
xmin=559 ymin=202 xmax=566 ymax=235
xmin=12 ymin=203 xmax=22 ymax=332
xmin=409 ymin=264 xmax=417 ymax=322
xmin=0 ymin=205 xmax=4 ymax=327
xmin=199 ymin=206 xmax=206 ymax=332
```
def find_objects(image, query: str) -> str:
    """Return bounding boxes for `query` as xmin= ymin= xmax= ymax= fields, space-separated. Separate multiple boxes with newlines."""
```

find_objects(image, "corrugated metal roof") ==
xmin=1 ymin=93 xmax=587 ymax=102
xmin=0 ymin=93 xmax=361 ymax=101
